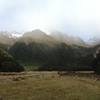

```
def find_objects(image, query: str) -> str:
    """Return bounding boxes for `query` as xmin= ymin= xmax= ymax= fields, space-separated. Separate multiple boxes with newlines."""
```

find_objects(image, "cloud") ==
xmin=0 ymin=0 xmax=100 ymax=40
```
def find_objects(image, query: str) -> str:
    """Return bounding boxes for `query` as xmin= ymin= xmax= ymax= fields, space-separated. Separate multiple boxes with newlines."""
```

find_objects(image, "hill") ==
xmin=18 ymin=29 xmax=58 ymax=46
xmin=0 ymin=30 xmax=98 ymax=71
xmin=50 ymin=31 xmax=86 ymax=46
xmin=0 ymin=32 xmax=16 ymax=45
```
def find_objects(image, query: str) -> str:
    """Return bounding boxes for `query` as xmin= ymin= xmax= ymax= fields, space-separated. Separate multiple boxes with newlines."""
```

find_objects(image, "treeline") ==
xmin=0 ymin=48 xmax=24 ymax=72
xmin=8 ymin=41 xmax=95 ymax=71
xmin=0 ymin=29 xmax=100 ymax=73
xmin=0 ymin=38 xmax=100 ymax=73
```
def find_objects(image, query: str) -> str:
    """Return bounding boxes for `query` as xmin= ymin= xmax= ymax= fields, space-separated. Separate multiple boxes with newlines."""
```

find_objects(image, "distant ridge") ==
xmin=0 ymin=29 xmax=90 ymax=47
xmin=0 ymin=32 xmax=16 ymax=45
xmin=50 ymin=31 xmax=86 ymax=46
xmin=18 ymin=29 xmax=58 ymax=46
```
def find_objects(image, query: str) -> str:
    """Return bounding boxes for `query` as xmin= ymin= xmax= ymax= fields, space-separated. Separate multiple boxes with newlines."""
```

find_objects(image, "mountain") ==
xmin=18 ymin=29 xmax=58 ymax=46
xmin=0 ymin=32 xmax=16 ymax=45
xmin=50 ymin=31 xmax=86 ymax=46
xmin=89 ymin=37 xmax=100 ymax=46
xmin=0 ymin=30 xmax=87 ymax=46
xmin=9 ymin=29 xmax=95 ymax=71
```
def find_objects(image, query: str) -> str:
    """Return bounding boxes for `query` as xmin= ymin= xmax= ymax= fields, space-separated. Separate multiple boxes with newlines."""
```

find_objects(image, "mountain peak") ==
xmin=32 ymin=29 xmax=43 ymax=32
xmin=23 ymin=29 xmax=47 ymax=37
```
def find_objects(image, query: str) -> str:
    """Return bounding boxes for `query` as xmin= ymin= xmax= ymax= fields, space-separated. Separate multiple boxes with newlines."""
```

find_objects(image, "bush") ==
xmin=0 ymin=48 xmax=24 ymax=72
xmin=92 ymin=47 xmax=100 ymax=74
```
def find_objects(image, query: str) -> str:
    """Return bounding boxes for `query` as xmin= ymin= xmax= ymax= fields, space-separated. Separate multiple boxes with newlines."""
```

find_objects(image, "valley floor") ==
xmin=0 ymin=71 xmax=100 ymax=100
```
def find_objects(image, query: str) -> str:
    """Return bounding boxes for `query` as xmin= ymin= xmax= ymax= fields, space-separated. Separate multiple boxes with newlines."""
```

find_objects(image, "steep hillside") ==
xmin=0 ymin=32 xmax=16 ymax=45
xmin=50 ymin=31 xmax=86 ymax=46
xmin=0 ymin=48 xmax=24 ymax=72
xmin=18 ymin=29 xmax=58 ymax=46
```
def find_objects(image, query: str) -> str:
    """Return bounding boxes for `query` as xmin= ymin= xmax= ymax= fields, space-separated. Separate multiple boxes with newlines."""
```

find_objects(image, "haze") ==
xmin=0 ymin=0 xmax=100 ymax=41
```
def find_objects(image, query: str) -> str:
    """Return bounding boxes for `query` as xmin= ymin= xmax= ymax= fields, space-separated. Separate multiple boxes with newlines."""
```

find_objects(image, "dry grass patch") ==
xmin=0 ymin=71 xmax=100 ymax=100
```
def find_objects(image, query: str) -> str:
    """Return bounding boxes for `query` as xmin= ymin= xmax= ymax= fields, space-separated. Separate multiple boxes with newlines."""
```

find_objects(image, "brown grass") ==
xmin=0 ymin=71 xmax=100 ymax=100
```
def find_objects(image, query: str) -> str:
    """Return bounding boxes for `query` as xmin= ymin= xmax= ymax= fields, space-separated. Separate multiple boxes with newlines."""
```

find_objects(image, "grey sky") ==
xmin=0 ymin=0 xmax=100 ymax=41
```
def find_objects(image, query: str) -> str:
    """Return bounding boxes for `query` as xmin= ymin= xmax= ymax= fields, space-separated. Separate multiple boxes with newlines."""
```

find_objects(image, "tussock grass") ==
xmin=0 ymin=71 xmax=100 ymax=100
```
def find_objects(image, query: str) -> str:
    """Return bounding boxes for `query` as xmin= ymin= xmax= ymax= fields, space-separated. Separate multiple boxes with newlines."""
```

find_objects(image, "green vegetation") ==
xmin=0 ymin=48 xmax=24 ymax=72
xmin=92 ymin=47 xmax=100 ymax=74
xmin=9 ymin=41 xmax=94 ymax=71
xmin=0 ymin=30 xmax=100 ymax=100
xmin=0 ymin=30 xmax=100 ymax=73
xmin=0 ymin=72 xmax=100 ymax=100
xmin=23 ymin=63 xmax=41 ymax=71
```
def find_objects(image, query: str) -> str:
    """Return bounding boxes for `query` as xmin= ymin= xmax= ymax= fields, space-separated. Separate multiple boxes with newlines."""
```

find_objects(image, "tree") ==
xmin=92 ymin=47 xmax=100 ymax=74
xmin=0 ymin=48 xmax=24 ymax=72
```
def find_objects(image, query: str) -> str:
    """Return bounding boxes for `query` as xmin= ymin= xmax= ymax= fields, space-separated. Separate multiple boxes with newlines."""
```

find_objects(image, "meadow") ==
xmin=0 ymin=71 xmax=100 ymax=100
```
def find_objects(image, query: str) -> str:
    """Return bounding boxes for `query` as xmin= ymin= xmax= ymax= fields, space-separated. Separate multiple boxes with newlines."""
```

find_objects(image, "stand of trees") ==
xmin=9 ymin=41 xmax=94 ymax=71
xmin=0 ymin=48 xmax=24 ymax=72
xmin=0 ymin=40 xmax=100 ymax=73
xmin=92 ymin=47 xmax=100 ymax=74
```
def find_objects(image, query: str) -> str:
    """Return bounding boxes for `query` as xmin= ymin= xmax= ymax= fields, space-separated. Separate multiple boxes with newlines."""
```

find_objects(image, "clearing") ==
xmin=0 ymin=71 xmax=100 ymax=100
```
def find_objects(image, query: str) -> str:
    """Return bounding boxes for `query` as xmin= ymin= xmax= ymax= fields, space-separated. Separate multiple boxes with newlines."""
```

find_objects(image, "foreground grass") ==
xmin=0 ymin=72 xmax=100 ymax=100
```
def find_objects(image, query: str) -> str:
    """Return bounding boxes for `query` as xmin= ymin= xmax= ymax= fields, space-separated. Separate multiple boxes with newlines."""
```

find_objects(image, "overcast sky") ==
xmin=0 ymin=0 xmax=100 ymax=41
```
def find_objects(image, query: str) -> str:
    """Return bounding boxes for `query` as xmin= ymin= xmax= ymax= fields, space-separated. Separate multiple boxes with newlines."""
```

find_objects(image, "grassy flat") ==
xmin=0 ymin=72 xmax=100 ymax=100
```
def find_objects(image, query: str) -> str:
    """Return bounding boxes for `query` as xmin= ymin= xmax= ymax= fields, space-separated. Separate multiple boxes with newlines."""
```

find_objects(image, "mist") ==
xmin=0 ymin=0 xmax=99 ymax=43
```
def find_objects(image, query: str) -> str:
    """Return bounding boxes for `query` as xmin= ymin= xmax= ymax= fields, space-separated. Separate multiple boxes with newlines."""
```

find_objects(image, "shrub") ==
xmin=0 ymin=48 xmax=24 ymax=72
